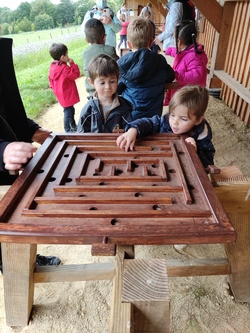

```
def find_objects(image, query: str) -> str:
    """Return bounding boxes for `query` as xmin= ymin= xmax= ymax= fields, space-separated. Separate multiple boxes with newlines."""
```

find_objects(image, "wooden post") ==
xmin=214 ymin=167 xmax=250 ymax=302
xmin=110 ymin=246 xmax=134 ymax=333
xmin=2 ymin=243 xmax=37 ymax=326
xmin=122 ymin=259 xmax=170 ymax=333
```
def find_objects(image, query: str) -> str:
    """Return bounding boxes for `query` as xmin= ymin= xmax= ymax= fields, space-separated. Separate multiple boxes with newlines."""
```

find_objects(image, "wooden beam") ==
xmin=215 ymin=179 xmax=250 ymax=302
xmin=214 ymin=70 xmax=250 ymax=104
xmin=151 ymin=0 xmax=167 ymax=18
xmin=166 ymin=258 xmax=230 ymax=277
xmin=191 ymin=0 xmax=223 ymax=32
xmin=110 ymin=246 xmax=134 ymax=333
xmin=34 ymin=262 xmax=115 ymax=283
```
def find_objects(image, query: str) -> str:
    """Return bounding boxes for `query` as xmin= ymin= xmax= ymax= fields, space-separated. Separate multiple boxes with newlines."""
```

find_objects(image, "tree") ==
xmin=55 ymin=0 xmax=75 ymax=26
xmin=30 ymin=0 xmax=56 ymax=23
xmin=16 ymin=2 xmax=32 ymax=22
xmin=34 ymin=13 xmax=54 ymax=30
xmin=18 ymin=17 xmax=32 ymax=32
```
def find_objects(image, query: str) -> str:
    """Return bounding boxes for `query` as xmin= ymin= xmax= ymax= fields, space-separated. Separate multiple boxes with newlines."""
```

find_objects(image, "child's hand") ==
xmin=185 ymin=137 xmax=197 ymax=151
xmin=32 ymin=128 xmax=52 ymax=145
xmin=116 ymin=128 xmax=138 ymax=152
xmin=3 ymin=142 xmax=37 ymax=171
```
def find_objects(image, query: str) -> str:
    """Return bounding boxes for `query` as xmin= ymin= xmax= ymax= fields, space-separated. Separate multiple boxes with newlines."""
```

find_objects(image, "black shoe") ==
xmin=36 ymin=254 xmax=61 ymax=266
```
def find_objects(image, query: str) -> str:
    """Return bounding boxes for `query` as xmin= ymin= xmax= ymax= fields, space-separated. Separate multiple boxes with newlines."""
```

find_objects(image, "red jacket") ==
xmin=49 ymin=60 xmax=80 ymax=108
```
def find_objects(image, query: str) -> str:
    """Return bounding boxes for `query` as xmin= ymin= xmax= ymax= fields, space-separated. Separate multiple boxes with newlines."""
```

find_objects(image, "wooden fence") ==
xmin=198 ymin=1 xmax=250 ymax=125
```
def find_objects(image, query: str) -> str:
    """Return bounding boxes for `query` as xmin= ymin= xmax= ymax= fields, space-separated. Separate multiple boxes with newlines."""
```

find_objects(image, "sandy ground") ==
xmin=0 ymin=75 xmax=250 ymax=333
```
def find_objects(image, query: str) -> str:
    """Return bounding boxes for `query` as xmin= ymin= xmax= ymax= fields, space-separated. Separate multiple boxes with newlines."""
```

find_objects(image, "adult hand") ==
xmin=154 ymin=37 xmax=161 ymax=45
xmin=116 ymin=128 xmax=138 ymax=152
xmin=32 ymin=128 xmax=52 ymax=145
xmin=100 ymin=15 xmax=112 ymax=25
xmin=3 ymin=142 xmax=37 ymax=171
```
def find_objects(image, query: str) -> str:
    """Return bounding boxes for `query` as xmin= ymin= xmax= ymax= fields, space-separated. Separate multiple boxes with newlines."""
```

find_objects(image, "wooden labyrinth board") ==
xmin=0 ymin=133 xmax=236 ymax=246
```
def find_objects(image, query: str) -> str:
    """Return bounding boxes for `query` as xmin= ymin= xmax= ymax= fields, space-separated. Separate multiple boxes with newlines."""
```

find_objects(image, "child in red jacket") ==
xmin=49 ymin=43 xmax=80 ymax=132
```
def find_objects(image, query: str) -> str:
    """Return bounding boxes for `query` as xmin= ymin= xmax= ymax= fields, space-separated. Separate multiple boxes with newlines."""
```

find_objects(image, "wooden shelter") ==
xmin=125 ymin=0 xmax=250 ymax=125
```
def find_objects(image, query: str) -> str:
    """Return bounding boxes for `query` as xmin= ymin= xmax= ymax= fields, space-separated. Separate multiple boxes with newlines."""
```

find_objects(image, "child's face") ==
xmin=90 ymin=75 xmax=118 ymax=98
xmin=169 ymin=104 xmax=202 ymax=134
xmin=60 ymin=51 xmax=69 ymax=63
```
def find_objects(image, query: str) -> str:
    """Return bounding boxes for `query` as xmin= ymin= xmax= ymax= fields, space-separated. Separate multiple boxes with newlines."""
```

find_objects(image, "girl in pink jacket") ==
xmin=164 ymin=20 xmax=208 ymax=105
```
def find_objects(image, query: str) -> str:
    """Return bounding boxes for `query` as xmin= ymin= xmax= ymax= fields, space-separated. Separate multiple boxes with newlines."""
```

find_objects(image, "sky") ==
xmin=0 ymin=0 xmax=62 ymax=10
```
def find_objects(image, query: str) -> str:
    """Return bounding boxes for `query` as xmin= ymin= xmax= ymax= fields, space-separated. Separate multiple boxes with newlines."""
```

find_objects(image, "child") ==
xmin=83 ymin=18 xmax=119 ymax=96
xmin=116 ymin=85 xmax=215 ymax=169
xmin=117 ymin=13 xmax=129 ymax=51
xmin=77 ymin=54 xmax=133 ymax=133
xmin=141 ymin=10 xmax=160 ymax=53
xmin=164 ymin=20 xmax=208 ymax=105
xmin=117 ymin=17 xmax=175 ymax=120
xmin=49 ymin=43 xmax=80 ymax=133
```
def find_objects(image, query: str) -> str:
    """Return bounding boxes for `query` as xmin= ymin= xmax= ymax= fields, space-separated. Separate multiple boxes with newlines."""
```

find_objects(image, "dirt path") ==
xmin=0 ymin=76 xmax=250 ymax=333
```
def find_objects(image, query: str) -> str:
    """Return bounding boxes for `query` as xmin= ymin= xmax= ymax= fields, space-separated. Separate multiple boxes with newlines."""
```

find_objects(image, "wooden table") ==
xmin=0 ymin=133 xmax=243 ymax=330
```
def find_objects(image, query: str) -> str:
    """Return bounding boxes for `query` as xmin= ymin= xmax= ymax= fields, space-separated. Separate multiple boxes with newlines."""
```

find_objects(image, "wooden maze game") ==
xmin=0 ymin=133 xmax=236 ymax=247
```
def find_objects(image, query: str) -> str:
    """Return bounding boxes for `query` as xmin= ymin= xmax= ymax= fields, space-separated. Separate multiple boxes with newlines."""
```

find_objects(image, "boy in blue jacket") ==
xmin=117 ymin=17 xmax=175 ymax=120
xmin=116 ymin=85 xmax=215 ymax=169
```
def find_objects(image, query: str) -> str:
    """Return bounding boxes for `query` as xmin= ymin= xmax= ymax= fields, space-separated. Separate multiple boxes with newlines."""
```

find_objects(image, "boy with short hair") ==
xmin=117 ymin=17 xmax=175 ymax=120
xmin=83 ymin=18 xmax=119 ymax=96
xmin=77 ymin=54 xmax=133 ymax=133
xmin=49 ymin=43 xmax=80 ymax=133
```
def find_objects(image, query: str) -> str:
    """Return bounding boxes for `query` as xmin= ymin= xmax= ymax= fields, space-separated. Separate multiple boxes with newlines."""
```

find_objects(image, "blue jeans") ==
xmin=118 ymin=35 xmax=127 ymax=50
xmin=63 ymin=106 xmax=77 ymax=132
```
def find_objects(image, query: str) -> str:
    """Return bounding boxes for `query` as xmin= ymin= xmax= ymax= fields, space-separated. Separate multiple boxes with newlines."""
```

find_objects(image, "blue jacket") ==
xmin=117 ymin=48 xmax=175 ymax=120
xmin=126 ymin=114 xmax=215 ymax=168
xmin=77 ymin=94 xmax=133 ymax=133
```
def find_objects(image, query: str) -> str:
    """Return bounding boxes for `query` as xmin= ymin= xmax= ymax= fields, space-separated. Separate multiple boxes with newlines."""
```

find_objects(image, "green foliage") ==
xmin=55 ymin=0 xmax=75 ymax=26
xmin=30 ymin=0 xmax=56 ymax=22
xmin=34 ymin=13 xmax=54 ymax=30
xmin=14 ymin=35 xmax=88 ymax=119
xmin=16 ymin=2 xmax=32 ymax=21
xmin=18 ymin=17 xmax=32 ymax=32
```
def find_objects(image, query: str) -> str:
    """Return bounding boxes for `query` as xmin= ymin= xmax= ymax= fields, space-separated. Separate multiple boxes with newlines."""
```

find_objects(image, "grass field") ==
xmin=6 ymin=26 xmax=88 ymax=120
xmin=6 ymin=26 xmax=82 ymax=47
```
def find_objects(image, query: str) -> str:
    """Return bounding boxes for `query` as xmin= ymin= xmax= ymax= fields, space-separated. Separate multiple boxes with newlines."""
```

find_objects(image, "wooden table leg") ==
xmin=1 ymin=243 xmax=37 ymax=326
xmin=110 ymin=246 xmax=134 ymax=333
xmin=214 ymin=173 xmax=250 ymax=302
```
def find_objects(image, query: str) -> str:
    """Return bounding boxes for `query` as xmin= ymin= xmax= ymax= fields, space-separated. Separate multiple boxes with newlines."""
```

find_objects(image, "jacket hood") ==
xmin=49 ymin=60 xmax=66 ymax=80
xmin=117 ymin=49 xmax=163 ymax=83
xmin=179 ymin=44 xmax=208 ymax=65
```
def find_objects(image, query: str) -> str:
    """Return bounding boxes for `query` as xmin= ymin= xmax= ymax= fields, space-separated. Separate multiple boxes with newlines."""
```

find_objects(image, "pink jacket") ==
xmin=165 ymin=44 xmax=208 ymax=104
xmin=49 ymin=60 xmax=80 ymax=108
xmin=120 ymin=21 xmax=129 ymax=36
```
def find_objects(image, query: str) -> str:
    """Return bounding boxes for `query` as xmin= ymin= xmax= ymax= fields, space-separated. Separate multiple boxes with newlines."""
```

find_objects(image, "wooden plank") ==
xmin=123 ymin=259 xmax=170 ymax=333
xmin=34 ymin=262 xmax=115 ymax=283
xmin=215 ymin=177 xmax=250 ymax=302
xmin=191 ymin=0 xmax=223 ymax=32
xmin=166 ymin=258 xmax=230 ymax=277
xmin=214 ymin=70 xmax=250 ymax=104
xmin=110 ymin=246 xmax=134 ymax=333
xmin=2 ymin=243 xmax=36 ymax=326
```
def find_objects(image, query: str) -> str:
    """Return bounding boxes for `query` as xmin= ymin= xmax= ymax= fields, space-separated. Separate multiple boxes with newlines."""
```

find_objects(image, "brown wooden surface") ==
xmin=0 ymin=133 xmax=236 ymax=246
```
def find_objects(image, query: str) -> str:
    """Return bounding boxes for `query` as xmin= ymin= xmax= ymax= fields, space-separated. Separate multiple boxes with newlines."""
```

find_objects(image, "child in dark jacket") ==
xmin=116 ymin=85 xmax=215 ymax=169
xmin=117 ymin=17 xmax=175 ymax=120
xmin=77 ymin=54 xmax=133 ymax=133
xmin=49 ymin=43 xmax=80 ymax=132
